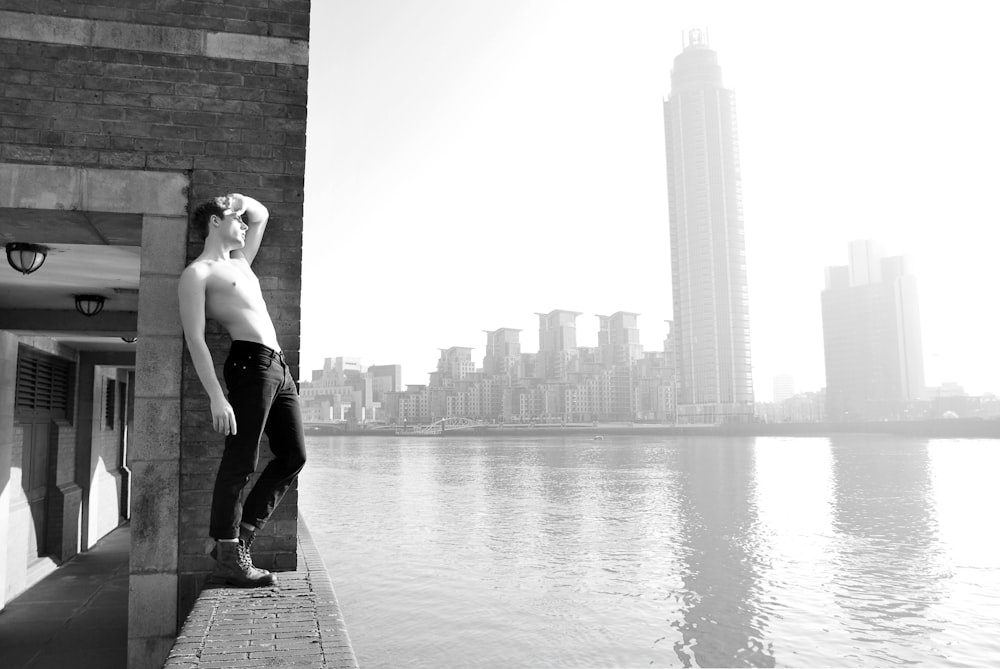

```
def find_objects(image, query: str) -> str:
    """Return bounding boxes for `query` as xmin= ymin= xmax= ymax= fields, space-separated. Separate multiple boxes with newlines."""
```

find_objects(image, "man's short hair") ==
xmin=190 ymin=198 xmax=226 ymax=240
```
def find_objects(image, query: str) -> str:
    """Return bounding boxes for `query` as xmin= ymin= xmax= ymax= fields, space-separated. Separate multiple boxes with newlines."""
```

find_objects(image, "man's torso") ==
xmin=201 ymin=258 xmax=280 ymax=350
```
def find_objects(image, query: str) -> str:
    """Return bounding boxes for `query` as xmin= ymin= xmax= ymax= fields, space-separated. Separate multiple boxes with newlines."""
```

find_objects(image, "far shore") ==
xmin=304 ymin=418 xmax=1000 ymax=440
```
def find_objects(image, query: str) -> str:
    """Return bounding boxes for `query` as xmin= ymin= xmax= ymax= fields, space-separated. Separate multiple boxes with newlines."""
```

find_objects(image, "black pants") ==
xmin=209 ymin=340 xmax=307 ymax=540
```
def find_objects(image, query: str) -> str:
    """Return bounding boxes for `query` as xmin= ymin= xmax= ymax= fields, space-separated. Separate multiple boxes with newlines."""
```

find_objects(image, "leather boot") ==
xmin=211 ymin=540 xmax=276 ymax=587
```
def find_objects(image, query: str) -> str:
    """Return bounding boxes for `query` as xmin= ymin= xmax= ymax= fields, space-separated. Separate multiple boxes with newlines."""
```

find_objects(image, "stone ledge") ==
xmin=0 ymin=10 xmax=308 ymax=66
xmin=162 ymin=516 xmax=357 ymax=669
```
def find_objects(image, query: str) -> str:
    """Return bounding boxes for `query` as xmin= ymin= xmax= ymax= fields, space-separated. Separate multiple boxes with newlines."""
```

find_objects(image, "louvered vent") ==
xmin=16 ymin=346 xmax=75 ymax=419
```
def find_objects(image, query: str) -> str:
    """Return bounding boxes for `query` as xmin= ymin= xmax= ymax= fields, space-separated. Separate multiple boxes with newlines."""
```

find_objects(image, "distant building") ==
xmin=389 ymin=384 xmax=431 ymax=423
xmin=368 ymin=364 xmax=402 ymax=421
xmin=300 ymin=357 xmax=371 ymax=422
xmin=821 ymin=240 xmax=926 ymax=421
xmin=755 ymin=390 xmax=825 ymax=423
xmin=483 ymin=328 xmax=522 ymax=379
xmin=927 ymin=382 xmax=965 ymax=398
xmin=299 ymin=357 xmax=402 ymax=423
xmin=536 ymin=309 xmax=580 ymax=383
xmin=431 ymin=346 xmax=475 ymax=387
xmin=773 ymin=374 xmax=795 ymax=404
xmin=636 ymin=351 xmax=675 ymax=421
xmin=663 ymin=29 xmax=754 ymax=424
xmin=596 ymin=312 xmax=642 ymax=419
xmin=369 ymin=364 xmax=402 ymax=395
xmin=923 ymin=383 xmax=1000 ymax=419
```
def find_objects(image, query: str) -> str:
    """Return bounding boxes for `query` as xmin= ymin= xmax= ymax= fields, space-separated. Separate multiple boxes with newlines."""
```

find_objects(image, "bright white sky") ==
xmin=301 ymin=0 xmax=1000 ymax=401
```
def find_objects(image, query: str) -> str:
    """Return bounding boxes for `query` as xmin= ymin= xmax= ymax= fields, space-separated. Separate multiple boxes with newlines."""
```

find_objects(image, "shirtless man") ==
xmin=178 ymin=193 xmax=306 ymax=587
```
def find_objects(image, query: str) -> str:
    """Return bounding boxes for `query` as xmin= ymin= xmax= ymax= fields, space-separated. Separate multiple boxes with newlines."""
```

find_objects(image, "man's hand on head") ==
xmin=226 ymin=193 xmax=247 ymax=217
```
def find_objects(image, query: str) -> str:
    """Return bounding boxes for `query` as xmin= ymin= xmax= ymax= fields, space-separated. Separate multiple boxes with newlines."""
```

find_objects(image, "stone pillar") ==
xmin=128 ymin=213 xmax=188 ymax=667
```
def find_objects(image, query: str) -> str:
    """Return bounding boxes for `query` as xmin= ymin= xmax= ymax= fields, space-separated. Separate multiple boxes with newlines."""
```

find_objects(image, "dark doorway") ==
xmin=15 ymin=344 xmax=75 ymax=561
xmin=20 ymin=418 xmax=57 ymax=558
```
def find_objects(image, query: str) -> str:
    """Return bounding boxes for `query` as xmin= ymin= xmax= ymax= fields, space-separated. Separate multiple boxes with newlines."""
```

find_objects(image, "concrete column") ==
xmin=127 ymin=213 xmax=188 ymax=668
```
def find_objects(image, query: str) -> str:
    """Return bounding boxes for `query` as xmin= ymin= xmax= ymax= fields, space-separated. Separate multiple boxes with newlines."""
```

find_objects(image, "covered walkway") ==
xmin=0 ymin=524 xmax=129 ymax=669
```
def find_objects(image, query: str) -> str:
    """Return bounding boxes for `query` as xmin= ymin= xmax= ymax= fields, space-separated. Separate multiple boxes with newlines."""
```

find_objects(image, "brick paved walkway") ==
xmin=162 ymin=521 xmax=357 ymax=668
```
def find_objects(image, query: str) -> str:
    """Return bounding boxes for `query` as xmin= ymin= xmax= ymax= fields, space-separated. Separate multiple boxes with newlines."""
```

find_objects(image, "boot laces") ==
xmin=236 ymin=542 xmax=255 ymax=571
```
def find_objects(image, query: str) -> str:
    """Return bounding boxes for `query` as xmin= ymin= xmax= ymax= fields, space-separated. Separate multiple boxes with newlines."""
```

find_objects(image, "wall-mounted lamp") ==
xmin=5 ymin=242 xmax=49 ymax=275
xmin=121 ymin=336 xmax=138 ymax=344
xmin=74 ymin=294 xmax=106 ymax=317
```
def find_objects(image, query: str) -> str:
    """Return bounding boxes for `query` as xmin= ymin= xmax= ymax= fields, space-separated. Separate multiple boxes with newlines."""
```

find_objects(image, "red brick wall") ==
xmin=0 ymin=0 xmax=310 ymax=618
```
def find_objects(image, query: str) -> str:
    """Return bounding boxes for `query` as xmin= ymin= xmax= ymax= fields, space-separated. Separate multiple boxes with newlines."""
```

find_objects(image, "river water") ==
xmin=298 ymin=434 xmax=1000 ymax=668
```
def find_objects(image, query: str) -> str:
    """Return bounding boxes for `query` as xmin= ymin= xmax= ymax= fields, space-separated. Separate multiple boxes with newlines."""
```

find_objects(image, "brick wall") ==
xmin=1 ymin=0 xmax=310 ymax=628
xmin=0 ymin=0 xmax=309 ymax=38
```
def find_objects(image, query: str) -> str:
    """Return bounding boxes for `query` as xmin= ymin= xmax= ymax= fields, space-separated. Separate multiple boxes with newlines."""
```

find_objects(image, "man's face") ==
xmin=213 ymin=197 xmax=247 ymax=246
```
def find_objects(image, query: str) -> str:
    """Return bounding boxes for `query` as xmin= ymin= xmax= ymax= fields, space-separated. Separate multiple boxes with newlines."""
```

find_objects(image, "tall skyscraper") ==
xmin=663 ymin=29 xmax=754 ymax=423
xmin=821 ymin=240 xmax=925 ymax=421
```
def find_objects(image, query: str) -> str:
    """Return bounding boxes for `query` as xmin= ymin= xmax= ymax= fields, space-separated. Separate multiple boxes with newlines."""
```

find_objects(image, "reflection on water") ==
xmin=671 ymin=441 xmax=775 ymax=667
xmin=299 ymin=435 xmax=1000 ymax=668
xmin=829 ymin=438 xmax=950 ymax=665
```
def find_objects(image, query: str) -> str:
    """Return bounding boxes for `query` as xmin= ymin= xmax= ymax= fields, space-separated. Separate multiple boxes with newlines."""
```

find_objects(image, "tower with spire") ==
xmin=663 ymin=29 xmax=754 ymax=423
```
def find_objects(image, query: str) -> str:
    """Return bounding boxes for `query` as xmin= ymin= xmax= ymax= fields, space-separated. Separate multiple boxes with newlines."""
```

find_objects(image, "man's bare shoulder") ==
xmin=179 ymin=257 xmax=232 ymax=290
xmin=181 ymin=256 xmax=249 ymax=277
xmin=179 ymin=258 xmax=214 ymax=283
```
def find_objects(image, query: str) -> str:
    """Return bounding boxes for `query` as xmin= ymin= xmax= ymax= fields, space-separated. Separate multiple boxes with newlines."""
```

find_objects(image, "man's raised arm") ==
xmin=227 ymin=193 xmax=269 ymax=265
xmin=178 ymin=265 xmax=238 ymax=435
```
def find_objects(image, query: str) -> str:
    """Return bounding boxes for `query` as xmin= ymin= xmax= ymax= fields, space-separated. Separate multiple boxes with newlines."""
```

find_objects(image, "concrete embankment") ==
xmin=308 ymin=418 xmax=1000 ymax=440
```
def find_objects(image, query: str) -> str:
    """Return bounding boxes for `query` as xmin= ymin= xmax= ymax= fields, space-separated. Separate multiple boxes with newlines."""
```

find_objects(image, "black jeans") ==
xmin=209 ymin=340 xmax=307 ymax=540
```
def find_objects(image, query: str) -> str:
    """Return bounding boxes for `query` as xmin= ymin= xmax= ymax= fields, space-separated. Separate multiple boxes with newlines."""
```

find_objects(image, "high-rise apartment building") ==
xmin=536 ymin=310 xmax=580 ymax=382
xmin=663 ymin=29 xmax=754 ymax=423
xmin=597 ymin=312 xmax=642 ymax=368
xmin=821 ymin=240 xmax=925 ymax=421
xmin=483 ymin=328 xmax=522 ymax=378
xmin=596 ymin=312 xmax=642 ymax=419
xmin=431 ymin=347 xmax=476 ymax=387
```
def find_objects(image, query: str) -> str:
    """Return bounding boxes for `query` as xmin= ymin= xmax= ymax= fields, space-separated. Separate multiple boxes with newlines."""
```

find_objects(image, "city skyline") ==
xmin=302 ymin=1 xmax=1000 ymax=401
xmin=309 ymin=308 xmax=668 ymax=379
xmin=301 ymin=298 xmax=967 ymax=403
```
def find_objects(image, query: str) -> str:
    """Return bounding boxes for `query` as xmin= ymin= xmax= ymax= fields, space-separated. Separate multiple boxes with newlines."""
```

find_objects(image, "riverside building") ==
xmin=663 ymin=29 xmax=754 ymax=423
xmin=821 ymin=240 xmax=926 ymax=421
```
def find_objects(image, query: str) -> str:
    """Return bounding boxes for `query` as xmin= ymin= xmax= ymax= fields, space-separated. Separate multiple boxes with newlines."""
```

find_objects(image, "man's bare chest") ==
xmin=205 ymin=263 xmax=263 ymax=305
